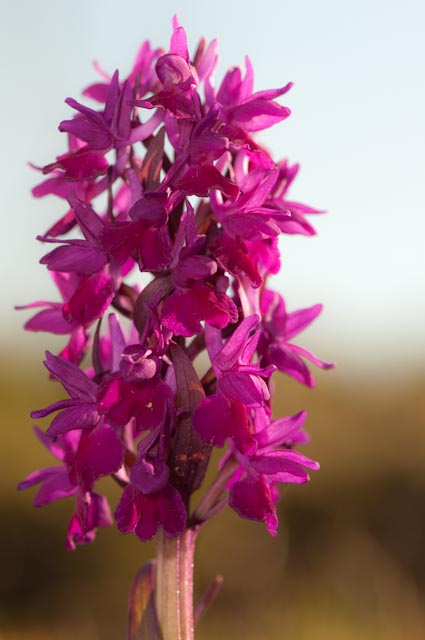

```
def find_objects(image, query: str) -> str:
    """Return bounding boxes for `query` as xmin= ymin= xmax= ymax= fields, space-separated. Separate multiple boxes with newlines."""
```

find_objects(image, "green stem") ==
xmin=191 ymin=456 xmax=238 ymax=524
xmin=155 ymin=527 xmax=199 ymax=640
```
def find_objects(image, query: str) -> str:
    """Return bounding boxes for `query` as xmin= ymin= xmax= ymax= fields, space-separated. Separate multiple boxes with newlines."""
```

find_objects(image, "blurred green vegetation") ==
xmin=1 ymin=347 xmax=425 ymax=639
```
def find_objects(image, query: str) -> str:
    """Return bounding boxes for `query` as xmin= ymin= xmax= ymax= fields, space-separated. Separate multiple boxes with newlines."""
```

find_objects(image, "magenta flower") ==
xmin=98 ymin=374 xmax=172 ymax=435
xmin=18 ymin=426 xmax=120 ymax=550
xmin=59 ymin=71 xmax=133 ymax=151
xmin=115 ymin=483 xmax=187 ymax=542
xmin=18 ymin=427 xmax=78 ymax=506
xmin=193 ymin=317 xmax=275 ymax=454
xmin=228 ymin=410 xmax=318 ymax=535
xmin=66 ymin=490 xmax=114 ymax=551
xmin=31 ymin=351 xmax=100 ymax=436
xmin=83 ymin=40 xmax=163 ymax=104
xmin=259 ymin=289 xmax=335 ymax=386
xmin=208 ymin=55 xmax=292 ymax=150
xmin=41 ymin=146 xmax=109 ymax=182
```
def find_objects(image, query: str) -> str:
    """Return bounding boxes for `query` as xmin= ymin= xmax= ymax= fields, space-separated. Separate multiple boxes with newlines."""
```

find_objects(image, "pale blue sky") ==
xmin=1 ymin=0 xmax=424 ymax=377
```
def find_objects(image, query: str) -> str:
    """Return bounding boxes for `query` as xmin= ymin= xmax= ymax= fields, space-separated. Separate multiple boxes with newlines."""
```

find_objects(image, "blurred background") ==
xmin=1 ymin=1 xmax=424 ymax=638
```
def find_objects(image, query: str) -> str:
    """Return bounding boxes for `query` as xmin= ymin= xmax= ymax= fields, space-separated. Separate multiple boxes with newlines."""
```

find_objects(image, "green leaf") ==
xmin=91 ymin=317 xmax=103 ymax=376
xmin=133 ymin=276 xmax=173 ymax=335
xmin=141 ymin=126 xmax=166 ymax=190
xmin=168 ymin=344 xmax=212 ymax=499
xmin=128 ymin=560 xmax=163 ymax=640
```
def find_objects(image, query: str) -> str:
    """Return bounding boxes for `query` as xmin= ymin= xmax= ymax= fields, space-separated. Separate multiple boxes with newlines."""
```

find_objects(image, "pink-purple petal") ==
xmin=267 ymin=343 xmax=315 ymax=387
xmin=24 ymin=307 xmax=74 ymax=335
xmin=47 ymin=403 xmax=99 ymax=436
xmin=69 ymin=422 xmax=124 ymax=488
xmin=218 ymin=371 xmax=270 ymax=405
xmin=284 ymin=304 xmax=323 ymax=341
xmin=33 ymin=472 xmax=76 ymax=506
xmin=229 ymin=476 xmax=278 ymax=535
xmin=67 ymin=491 xmax=112 ymax=551
xmin=255 ymin=410 xmax=307 ymax=448
xmin=193 ymin=394 xmax=256 ymax=455
xmin=214 ymin=315 xmax=259 ymax=371
xmin=43 ymin=351 xmax=98 ymax=399
xmin=290 ymin=343 xmax=336 ymax=370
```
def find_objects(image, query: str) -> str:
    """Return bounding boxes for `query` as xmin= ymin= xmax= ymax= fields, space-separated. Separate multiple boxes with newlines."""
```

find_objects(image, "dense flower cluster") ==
xmin=19 ymin=18 xmax=332 ymax=550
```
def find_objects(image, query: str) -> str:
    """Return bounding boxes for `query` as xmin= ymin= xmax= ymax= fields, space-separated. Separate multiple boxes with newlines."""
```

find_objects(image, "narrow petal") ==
xmin=18 ymin=466 xmax=65 ymax=491
xmin=25 ymin=308 xmax=74 ymax=334
xmin=33 ymin=472 xmax=76 ymax=506
xmin=47 ymin=403 xmax=99 ymax=436
xmin=291 ymin=343 xmax=335 ymax=370
xmin=255 ymin=410 xmax=307 ymax=448
xmin=232 ymin=99 xmax=291 ymax=131
xmin=44 ymin=351 xmax=98 ymax=399
xmin=266 ymin=343 xmax=315 ymax=387
xmin=214 ymin=315 xmax=259 ymax=371
xmin=31 ymin=398 xmax=80 ymax=420
xmin=41 ymin=243 xmax=106 ymax=275
xmin=284 ymin=304 xmax=323 ymax=341
xmin=219 ymin=372 xmax=270 ymax=405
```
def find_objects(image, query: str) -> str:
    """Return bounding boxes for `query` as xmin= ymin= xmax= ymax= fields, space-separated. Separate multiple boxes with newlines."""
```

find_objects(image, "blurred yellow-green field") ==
xmin=1 ymin=347 xmax=425 ymax=639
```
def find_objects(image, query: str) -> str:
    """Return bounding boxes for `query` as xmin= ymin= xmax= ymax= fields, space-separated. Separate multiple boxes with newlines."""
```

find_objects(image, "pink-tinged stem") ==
xmin=191 ymin=456 xmax=238 ymax=524
xmin=155 ymin=527 xmax=199 ymax=640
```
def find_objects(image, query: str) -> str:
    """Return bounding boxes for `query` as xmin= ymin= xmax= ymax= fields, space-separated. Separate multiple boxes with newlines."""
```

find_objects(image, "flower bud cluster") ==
xmin=19 ymin=18 xmax=333 ymax=549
